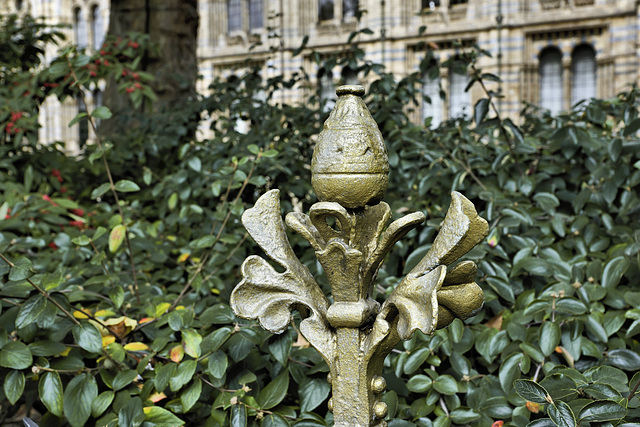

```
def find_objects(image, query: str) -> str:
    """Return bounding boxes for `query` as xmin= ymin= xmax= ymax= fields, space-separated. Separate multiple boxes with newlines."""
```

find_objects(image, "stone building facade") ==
xmin=3 ymin=0 xmax=639 ymax=145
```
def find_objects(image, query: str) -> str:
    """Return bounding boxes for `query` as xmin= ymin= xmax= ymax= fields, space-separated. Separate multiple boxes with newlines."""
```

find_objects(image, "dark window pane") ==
xmin=343 ymin=0 xmax=358 ymax=19
xmin=422 ymin=0 xmax=440 ymax=9
xmin=319 ymin=0 xmax=334 ymax=21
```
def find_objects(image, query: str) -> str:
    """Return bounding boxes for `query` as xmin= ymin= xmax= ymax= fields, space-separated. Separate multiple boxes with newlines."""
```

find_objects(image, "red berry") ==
xmin=126 ymin=87 xmax=135 ymax=93
xmin=132 ymin=73 xmax=139 ymax=80
xmin=60 ymin=187 xmax=68 ymax=193
xmin=48 ymin=242 xmax=59 ymax=250
xmin=90 ymin=71 xmax=97 ymax=77
xmin=71 ymin=208 xmax=85 ymax=217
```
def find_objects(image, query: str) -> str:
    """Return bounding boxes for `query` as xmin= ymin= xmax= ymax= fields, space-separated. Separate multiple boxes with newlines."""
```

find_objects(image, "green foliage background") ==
xmin=0 ymin=14 xmax=639 ymax=427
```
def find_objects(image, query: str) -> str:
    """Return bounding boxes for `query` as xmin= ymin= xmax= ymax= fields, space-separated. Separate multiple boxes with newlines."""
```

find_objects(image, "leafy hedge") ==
xmin=1 ymin=14 xmax=639 ymax=427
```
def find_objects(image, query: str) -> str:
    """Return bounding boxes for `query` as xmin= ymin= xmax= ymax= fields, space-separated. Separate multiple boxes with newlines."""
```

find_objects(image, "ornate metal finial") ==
xmin=230 ymin=85 xmax=489 ymax=426
xmin=311 ymin=84 xmax=389 ymax=209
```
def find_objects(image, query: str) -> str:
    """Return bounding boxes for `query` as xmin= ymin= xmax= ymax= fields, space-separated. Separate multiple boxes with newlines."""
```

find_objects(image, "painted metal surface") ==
xmin=231 ymin=85 xmax=488 ymax=426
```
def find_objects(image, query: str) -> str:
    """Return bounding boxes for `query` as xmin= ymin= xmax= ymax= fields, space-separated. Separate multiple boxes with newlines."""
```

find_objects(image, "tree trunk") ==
xmin=103 ymin=0 xmax=198 ymax=118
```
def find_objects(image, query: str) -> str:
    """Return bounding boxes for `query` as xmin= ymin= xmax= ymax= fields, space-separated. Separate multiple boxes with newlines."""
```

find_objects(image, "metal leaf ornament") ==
xmin=231 ymin=85 xmax=488 ymax=426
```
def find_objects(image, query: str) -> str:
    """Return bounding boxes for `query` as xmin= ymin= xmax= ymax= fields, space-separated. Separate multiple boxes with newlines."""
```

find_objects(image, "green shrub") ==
xmin=1 ymin=15 xmax=639 ymax=427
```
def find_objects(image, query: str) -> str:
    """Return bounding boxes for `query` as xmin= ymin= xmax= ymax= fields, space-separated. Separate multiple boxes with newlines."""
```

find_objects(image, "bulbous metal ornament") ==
xmin=311 ymin=85 xmax=389 ymax=209
xmin=231 ymin=85 xmax=489 ymax=426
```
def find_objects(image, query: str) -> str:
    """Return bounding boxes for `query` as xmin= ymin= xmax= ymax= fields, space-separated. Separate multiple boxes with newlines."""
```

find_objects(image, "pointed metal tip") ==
xmin=336 ymin=85 xmax=364 ymax=97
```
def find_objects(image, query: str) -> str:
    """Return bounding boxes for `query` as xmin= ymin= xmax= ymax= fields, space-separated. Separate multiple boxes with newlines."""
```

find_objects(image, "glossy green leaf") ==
xmin=407 ymin=374 xmax=433 ymax=393
xmin=433 ymin=375 xmax=457 ymax=395
xmin=0 ymin=341 xmax=32 ymax=369
xmin=9 ymin=256 xmax=35 ymax=281
xmin=72 ymin=321 xmax=103 ymax=354
xmin=39 ymin=371 xmax=64 ymax=416
xmin=300 ymin=378 xmax=330 ymax=413
xmin=548 ymin=401 xmax=576 ymax=427
xmin=513 ymin=379 xmax=550 ymax=404
xmin=15 ymin=295 xmax=46 ymax=328
xmin=169 ymin=359 xmax=197 ymax=391
xmin=91 ymin=106 xmax=113 ymax=119
xmin=499 ymin=353 xmax=522 ymax=393
xmin=92 ymin=391 xmax=115 ymax=418
xmin=143 ymin=406 xmax=185 ymax=425
xmin=606 ymin=348 xmax=640 ymax=370
xmin=258 ymin=371 xmax=289 ymax=410
xmin=181 ymin=377 xmax=202 ymax=412
xmin=207 ymin=350 xmax=228 ymax=379
xmin=63 ymin=373 xmax=98 ymax=427
xmin=112 ymin=369 xmax=138 ymax=391
xmin=231 ymin=404 xmax=247 ymax=427
xmin=601 ymin=256 xmax=629 ymax=288
xmin=114 ymin=179 xmax=140 ymax=192
xmin=539 ymin=322 xmax=561 ymax=356
xmin=4 ymin=370 xmax=25 ymax=405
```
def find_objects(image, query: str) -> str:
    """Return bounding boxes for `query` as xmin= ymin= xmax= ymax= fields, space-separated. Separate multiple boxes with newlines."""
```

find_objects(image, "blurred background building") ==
xmin=2 ymin=0 xmax=638 ymax=146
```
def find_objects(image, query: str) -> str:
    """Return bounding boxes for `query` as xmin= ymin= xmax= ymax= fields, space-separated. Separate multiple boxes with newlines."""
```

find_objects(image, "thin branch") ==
xmin=627 ymin=376 xmax=640 ymax=401
xmin=170 ymin=154 xmax=260 ymax=310
xmin=0 ymin=252 xmax=80 ymax=325
xmin=69 ymin=63 xmax=140 ymax=305
xmin=434 ymin=136 xmax=487 ymax=191
xmin=471 ymin=65 xmax=524 ymax=177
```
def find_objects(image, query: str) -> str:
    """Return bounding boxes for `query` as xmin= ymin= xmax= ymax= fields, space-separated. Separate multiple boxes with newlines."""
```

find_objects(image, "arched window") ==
xmin=228 ymin=0 xmax=243 ymax=33
xmin=249 ymin=0 xmax=263 ymax=30
xmin=91 ymin=5 xmax=104 ymax=50
xmin=318 ymin=67 xmax=335 ymax=112
xmin=341 ymin=66 xmax=358 ymax=86
xmin=422 ymin=63 xmax=442 ymax=128
xmin=449 ymin=67 xmax=470 ymax=118
xmin=319 ymin=0 xmax=334 ymax=21
xmin=539 ymin=47 xmax=563 ymax=114
xmin=74 ymin=8 xmax=88 ymax=48
xmin=422 ymin=0 xmax=441 ymax=10
xmin=343 ymin=0 xmax=358 ymax=20
xmin=571 ymin=44 xmax=596 ymax=105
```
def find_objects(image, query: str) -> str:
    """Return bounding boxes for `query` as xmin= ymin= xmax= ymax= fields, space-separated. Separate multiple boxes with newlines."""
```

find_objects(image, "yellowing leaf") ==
xmin=139 ymin=317 xmax=153 ymax=324
xmin=102 ymin=335 xmax=116 ymax=347
xmin=73 ymin=310 xmax=90 ymax=319
xmin=178 ymin=253 xmax=190 ymax=263
xmin=94 ymin=309 xmax=116 ymax=317
xmin=293 ymin=329 xmax=310 ymax=348
xmin=109 ymin=224 xmax=126 ymax=253
xmin=155 ymin=303 xmax=170 ymax=318
xmin=170 ymin=345 xmax=184 ymax=363
xmin=149 ymin=392 xmax=167 ymax=403
xmin=526 ymin=401 xmax=541 ymax=413
xmin=175 ymin=305 xmax=185 ymax=311
xmin=103 ymin=316 xmax=137 ymax=337
xmin=124 ymin=342 xmax=149 ymax=351
xmin=60 ymin=347 xmax=72 ymax=357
